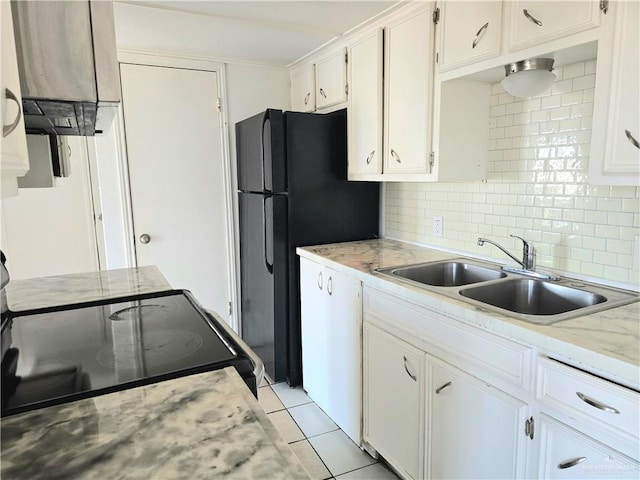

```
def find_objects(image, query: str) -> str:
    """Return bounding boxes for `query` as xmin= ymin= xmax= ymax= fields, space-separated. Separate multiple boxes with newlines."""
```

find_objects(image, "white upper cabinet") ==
xmin=506 ymin=1 xmax=602 ymax=52
xmin=1 ymin=0 xmax=29 ymax=198
xmin=383 ymin=7 xmax=433 ymax=177
xmin=589 ymin=0 xmax=640 ymax=185
xmin=290 ymin=64 xmax=315 ymax=113
xmin=347 ymin=29 xmax=383 ymax=179
xmin=315 ymin=48 xmax=348 ymax=110
xmin=438 ymin=1 xmax=503 ymax=72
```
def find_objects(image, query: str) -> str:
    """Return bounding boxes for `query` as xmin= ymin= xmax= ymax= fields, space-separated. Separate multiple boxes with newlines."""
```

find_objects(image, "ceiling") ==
xmin=113 ymin=1 xmax=400 ymax=66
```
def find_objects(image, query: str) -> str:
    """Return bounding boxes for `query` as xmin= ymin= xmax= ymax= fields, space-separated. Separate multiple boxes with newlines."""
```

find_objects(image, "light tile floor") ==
xmin=258 ymin=378 xmax=400 ymax=480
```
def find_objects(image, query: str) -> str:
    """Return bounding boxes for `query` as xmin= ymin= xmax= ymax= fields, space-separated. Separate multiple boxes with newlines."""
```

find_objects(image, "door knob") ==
xmin=139 ymin=234 xmax=151 ymax=244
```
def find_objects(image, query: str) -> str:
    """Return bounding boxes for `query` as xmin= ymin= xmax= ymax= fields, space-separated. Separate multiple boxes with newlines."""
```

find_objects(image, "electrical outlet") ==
xmin=433 ymin=216 xmax=443 ymax=237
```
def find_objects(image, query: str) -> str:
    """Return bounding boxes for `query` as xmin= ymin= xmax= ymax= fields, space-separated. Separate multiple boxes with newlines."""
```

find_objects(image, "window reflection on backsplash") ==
xmin=385 ymin=60 xmax=640 ymax=287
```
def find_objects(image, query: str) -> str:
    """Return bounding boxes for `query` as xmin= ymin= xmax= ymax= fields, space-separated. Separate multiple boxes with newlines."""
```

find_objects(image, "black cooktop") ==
xmin=1 ymin=290 xmax=255 ymax=417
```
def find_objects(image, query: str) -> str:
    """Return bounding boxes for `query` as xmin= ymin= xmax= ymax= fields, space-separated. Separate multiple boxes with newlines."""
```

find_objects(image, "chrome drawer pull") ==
xmin=558 ymin=457 xmax=587 ymax=469
xmin=435 ymin=381 xmax=452 ymax=394
xmin=304 ymin=92 xmax=310 ymax=105
xmin=390 ymin=149 xmax=401 ymax=164
xmin=625 ymin=129 xmax=640 ymax=149
xmin=365 ymin=150 xmax=375 ymax=165
xmin=3 ymin=88 xmax=22 ymax=137
xmin=472 ymin=22 xmax=489 ymax=49
xmin=576 ymin=392 xmax=620 ymax=414
xmin=403 ymin=356 xmax=417 ymax=381
xmin=523 ymin=9 xmax=542 ymax=26
xmin=317 ymin=271 xmax=323 ymax=290
xmin=327 ymin=276 xmax=333 ymax=296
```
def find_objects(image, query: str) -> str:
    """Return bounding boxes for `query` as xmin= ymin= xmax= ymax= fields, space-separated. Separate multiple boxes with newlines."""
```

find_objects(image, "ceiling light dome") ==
xmin=501 ymin=58 xmax=556 ymax=98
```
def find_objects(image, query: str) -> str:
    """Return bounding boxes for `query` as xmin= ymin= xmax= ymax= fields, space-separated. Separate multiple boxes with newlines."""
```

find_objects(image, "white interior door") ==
xmin=119 ymin=63 xmax=230 ymax=318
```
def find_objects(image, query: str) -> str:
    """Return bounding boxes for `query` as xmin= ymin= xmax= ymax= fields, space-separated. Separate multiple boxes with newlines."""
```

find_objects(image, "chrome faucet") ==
xmin=477 ymin=234 xmax=536 ymax=270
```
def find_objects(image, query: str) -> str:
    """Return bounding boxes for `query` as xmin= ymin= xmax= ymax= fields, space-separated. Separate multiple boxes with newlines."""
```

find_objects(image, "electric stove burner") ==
xmin=108 ymin=304 xmax=167 ymax=321
xmin=96 ymin=330 xmax=203 ymax=369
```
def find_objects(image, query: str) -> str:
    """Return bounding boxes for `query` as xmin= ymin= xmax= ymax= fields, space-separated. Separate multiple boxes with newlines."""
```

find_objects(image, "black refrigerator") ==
xmin=236 ymin=108 xmax=379 ymax=386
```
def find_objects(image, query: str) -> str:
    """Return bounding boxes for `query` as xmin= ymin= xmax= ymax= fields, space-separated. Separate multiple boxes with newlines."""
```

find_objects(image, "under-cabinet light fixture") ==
xmin=501 ymin=58 xmax=556 ymax=98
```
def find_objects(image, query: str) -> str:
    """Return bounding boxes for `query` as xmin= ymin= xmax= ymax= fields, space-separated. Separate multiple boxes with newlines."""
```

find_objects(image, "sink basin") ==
xmin=459 ymin=279 xmax=607 ymax=316
xmin=375 ymin=258 xmax=639 ymax=324
xmin=377 ymin=260 xmax=506 ymax=287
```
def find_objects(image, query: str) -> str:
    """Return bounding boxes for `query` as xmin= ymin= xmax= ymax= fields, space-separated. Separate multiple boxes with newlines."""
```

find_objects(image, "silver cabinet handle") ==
xmin=403 ymin=356 xmax=417 ymax=381
xmin=390 ymin=149 xmax=401 ymax=164
xmin=472 ymin=22 xmax=489 ymax=49
xmin=625 ymin=129 xmax=640 ymax=149
xmin=319 ymin=88 xmax=327 ymax=99
xmin=139 ymin=234 xmax=151 ymax=244
xmin=576 ymin=392 xmax=620 ymax=414
xmin=304 ymin=92 xmax=310 ymax=105
xmin=365 ymin=150 xmax=375 ymax=165
xmin=435 ymin=381 xmax=452 ymax=394
xmin=317 ymin=271 xmax=323 ymax=290
xmin=558 ymin=457 xmax=587 ymax=469
xmin=3 ymin=88 xmax=22 ymax=137
xmin=327 ymin=276 xmax=333 ymax=296
xmin=523 ymin=9 xmax=542 ymax=26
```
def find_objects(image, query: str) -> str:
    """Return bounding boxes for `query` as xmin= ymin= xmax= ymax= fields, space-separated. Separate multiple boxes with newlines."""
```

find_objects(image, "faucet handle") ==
xmin=509 ymin=234 xmax=535 ymax=269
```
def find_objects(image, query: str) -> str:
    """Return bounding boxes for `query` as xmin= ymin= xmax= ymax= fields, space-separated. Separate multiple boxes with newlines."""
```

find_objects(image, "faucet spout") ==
xmin=477 ymin=236 xmax=527 ymax=269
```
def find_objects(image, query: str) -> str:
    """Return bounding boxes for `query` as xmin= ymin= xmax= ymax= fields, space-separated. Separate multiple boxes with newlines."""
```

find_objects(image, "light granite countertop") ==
xmin=297 ymin=238 xmax=640 ymax=390
xmin=1 ymin=367 xmax=309 ymax=480
xmin=5 ymin=266 xmax=172 ymax=312
xmin=2 ymin=267 xmax=307 ymax=479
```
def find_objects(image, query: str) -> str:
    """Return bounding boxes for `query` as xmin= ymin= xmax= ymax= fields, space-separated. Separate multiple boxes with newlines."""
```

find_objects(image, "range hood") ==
xmin=11 ymin=1 xmax=120 ymax=136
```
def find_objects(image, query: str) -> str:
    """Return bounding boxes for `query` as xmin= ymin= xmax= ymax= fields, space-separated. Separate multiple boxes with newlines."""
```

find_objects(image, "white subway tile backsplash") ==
xmin=385 ymin=60 xmax=640 ymax=286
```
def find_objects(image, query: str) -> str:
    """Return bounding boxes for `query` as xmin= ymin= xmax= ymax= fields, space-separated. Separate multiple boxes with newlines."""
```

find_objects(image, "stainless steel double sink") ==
xmin=375 ymin=259 xmax=639 ymax=325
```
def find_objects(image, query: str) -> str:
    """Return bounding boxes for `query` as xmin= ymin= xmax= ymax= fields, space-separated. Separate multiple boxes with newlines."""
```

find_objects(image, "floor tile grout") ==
xmin=262 ymin=382 xmax=392 ymax=479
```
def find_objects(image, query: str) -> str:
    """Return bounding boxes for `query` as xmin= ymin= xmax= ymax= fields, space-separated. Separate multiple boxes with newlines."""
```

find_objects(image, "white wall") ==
xmin=386 ymin=60 xmax=640 ymax=288
xmin=1 ymin=137 xmax=98 ymax=279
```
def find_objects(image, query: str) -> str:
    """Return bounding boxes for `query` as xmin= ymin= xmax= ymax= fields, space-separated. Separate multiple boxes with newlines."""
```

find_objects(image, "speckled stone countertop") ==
xmin=5 ymin=266 xmax=172 ymax=312
xmin=297 ymin=239 xmax=640 ymax=390
xmin=1 ymin=367 xmax=309 ymax=480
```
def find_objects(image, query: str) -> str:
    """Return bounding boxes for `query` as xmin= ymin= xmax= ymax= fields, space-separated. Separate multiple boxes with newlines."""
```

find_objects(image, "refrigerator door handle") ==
xmin=261 ymin=112 xmax=272 ymax=193
xmin=263 ymin=195 xmax=274 ymax=274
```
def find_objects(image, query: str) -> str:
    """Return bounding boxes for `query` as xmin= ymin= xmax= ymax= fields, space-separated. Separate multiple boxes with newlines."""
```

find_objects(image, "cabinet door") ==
xmin=1 ymin=0 xmax=29 ymax=198
xmin=592 ymin=0 xmax=640 ymax=183
xmin=538 ymin=415 xmax=640 ymax=479
xmin=300 ymin=260 xmax=363 ymax=444
xmin=363 ymin=323 xmax=424 ymax=480
xmin=438 ymin=1 xmax=502 ymax=72
xmin=321 ymin=266 xmax=362 ymax=444
xmin=508 ymin=1 xmax=601 ymax=52
xmin=291 ymin=64 xmax=316 ymax=112
xmin=300 ymin=258 xmax=328 ymax=401
xmin=347 ymin=29 xmax=383 ymax=179
xmin=384 ymin=8 xmax=433 ymax=175
xmin=316 ymin=48 xmax=347 ymax=110
xmin=428 ymin=358 xmax=529 ymax=479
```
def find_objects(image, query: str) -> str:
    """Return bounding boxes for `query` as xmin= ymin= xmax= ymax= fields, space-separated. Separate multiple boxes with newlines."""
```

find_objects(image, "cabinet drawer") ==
xmin=539 ymin=415 xmax=639 ymax=479
xmin=537 ymin=357 xmax=639 ymax=443
xmin=363 ymin=287 xmax=533 ymax=389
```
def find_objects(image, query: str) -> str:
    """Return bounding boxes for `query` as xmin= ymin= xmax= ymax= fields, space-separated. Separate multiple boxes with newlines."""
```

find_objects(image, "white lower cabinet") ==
xmin=362 ymin=286 xmax=534 ymax=480
xmin=299 ymin=257 xmax=363 ymax=444
xmin=363 ymin=323 xmax=424 ymax=480
xmin=428 ymin=358 xmax=529 ymax=479
xmin=538 ymin=415 xmax=639 ymax=479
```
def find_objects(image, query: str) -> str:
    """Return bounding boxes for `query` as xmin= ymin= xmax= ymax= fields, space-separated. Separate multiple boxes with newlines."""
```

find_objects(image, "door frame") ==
xmin=108 ymin=48 xmax=239 ymax=332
